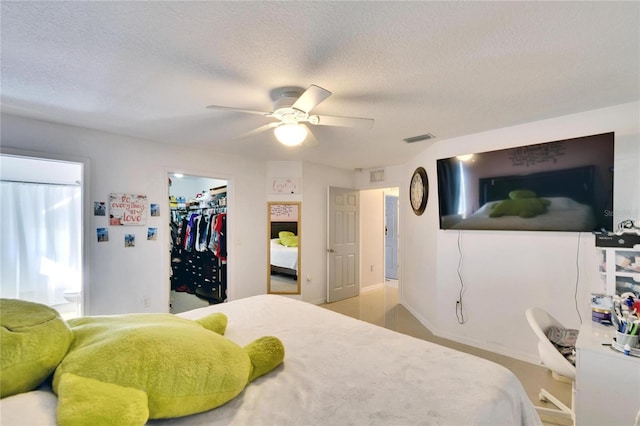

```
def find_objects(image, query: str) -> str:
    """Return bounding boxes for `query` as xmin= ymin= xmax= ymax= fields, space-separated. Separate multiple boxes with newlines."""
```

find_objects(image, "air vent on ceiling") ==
xmin=370 ymin=169 xmax=385 ymax=183
xmin=403 ymin=133 xmax=435 ymax=143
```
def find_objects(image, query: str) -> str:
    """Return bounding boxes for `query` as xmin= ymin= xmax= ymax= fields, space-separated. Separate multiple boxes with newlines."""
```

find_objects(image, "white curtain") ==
xmin=0 ymin=181 xmax=81 ymax=306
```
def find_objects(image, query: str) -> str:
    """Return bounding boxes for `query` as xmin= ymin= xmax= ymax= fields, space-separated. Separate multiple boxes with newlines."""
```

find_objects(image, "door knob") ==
xmin=327 ymin=249 xmax=335 ymax=253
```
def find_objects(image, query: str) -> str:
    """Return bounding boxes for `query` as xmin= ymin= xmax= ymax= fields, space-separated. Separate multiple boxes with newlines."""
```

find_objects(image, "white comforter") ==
xmin=270 ymin=238 xmax=298 ymax=270
xmin=1 ymin=295 xmax=541 ymax=425
xmin=451 ymin=196 xmax=597 ymax=231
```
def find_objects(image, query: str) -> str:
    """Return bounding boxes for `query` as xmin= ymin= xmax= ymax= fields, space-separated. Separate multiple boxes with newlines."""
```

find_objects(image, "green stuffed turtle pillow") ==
xmin=1 ymin=298 xmax=284 ymax=426
xmin=0 ymin=299 xmax=73 ymax=398
xmin=489 ymin=190 xmax=551 ymax=218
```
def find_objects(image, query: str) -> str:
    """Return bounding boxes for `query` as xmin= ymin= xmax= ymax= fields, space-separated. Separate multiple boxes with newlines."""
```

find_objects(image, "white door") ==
xmin=327 ymin=187 xmax=359 ymax=303
xmin=385 ymin=195 xmax=398 ymax=280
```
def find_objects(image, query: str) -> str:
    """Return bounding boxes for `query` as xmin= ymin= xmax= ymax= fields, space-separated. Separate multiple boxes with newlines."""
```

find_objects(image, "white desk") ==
xmin=575 ymin=321 xmax=640 ymax=426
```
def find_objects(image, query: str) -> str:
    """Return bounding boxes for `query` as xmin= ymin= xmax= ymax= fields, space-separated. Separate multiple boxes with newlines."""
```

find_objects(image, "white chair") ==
xmin=525 ymin=307 xmax=576 ymax=424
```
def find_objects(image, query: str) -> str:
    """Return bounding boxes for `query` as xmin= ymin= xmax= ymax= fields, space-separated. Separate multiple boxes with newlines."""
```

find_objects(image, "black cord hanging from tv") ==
xmin=456 ymin=231 xmax=465 ymax=324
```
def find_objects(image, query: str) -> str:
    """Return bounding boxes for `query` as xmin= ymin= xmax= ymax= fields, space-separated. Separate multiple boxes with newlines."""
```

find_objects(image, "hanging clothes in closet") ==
xmin=171 ymin=210 xmax=227 ymax=304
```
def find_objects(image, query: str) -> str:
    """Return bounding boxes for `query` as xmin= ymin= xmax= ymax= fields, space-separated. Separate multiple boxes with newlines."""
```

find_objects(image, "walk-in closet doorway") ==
xmin=168 ymin=172 xmax=229 ymax=314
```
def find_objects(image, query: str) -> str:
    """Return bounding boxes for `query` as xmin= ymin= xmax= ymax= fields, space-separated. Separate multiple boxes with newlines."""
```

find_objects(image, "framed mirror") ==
xmin=267 ymin=202 xmax=301 ymax=295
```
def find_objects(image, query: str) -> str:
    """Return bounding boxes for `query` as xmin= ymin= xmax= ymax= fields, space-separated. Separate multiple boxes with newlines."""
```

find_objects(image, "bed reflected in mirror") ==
xmin=267 ymin=202 xmax=301 ymax=295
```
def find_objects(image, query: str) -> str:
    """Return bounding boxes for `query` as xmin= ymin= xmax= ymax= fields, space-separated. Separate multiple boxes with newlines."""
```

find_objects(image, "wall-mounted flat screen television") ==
xmin=437 ymin=132 xmax=614 ymax=232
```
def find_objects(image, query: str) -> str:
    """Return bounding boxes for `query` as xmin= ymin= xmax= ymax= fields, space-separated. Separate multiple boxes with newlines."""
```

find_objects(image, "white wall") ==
xmin=0 ymin=117 xmax=355 ymax=313
xmin=1 ymin=113 xmax=267 ymax=314
xmin=360 ymin=188 xmax=385 ymax=290
xmin=265 ymin=161 xmax=303 ymax=300
xmin=301 ymin=162 xmax=354 ymax=304
xmin=401 ymin=101 xmax=640 ymax=364
xmin=355 ymin=165 xmax=405 ymax=295
xmin=264 ymin=160 xmax=354 ymax=303
xmin=169 ymin=175 xmax=227 ymax=199
xmin=355 ymin=164 xmax=405 ymax=190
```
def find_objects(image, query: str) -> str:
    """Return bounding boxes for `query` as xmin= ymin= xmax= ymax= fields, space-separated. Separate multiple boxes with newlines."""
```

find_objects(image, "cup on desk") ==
xmin=616 ymin=331 xmax=639 ymax=348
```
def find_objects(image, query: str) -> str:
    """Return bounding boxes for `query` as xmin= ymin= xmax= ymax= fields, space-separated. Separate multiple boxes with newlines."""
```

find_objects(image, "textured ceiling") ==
xmin=1 ymin=1 xmax=638 ymax=170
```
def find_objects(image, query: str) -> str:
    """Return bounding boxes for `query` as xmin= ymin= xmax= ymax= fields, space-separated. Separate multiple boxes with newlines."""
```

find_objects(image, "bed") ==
xmin=270 ymin=238 xmax=298 ymax=275
xmin=446 ymin=165 xmax=605 ymax=231
xmin=450 ymin=196 xmax=597 ymax=231
xmin=1 ymin=295 xmax=541 ymax=425
xmin=270 ymin=221 xmax=298 ymax=278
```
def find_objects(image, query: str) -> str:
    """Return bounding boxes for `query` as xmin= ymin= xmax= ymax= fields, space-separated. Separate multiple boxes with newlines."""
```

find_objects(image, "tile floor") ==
xmin=269 ymin=273 xmax=299 ymax=293
xmin=320 ymin=284 xmax=572 ymax=426
xmin=170 ymin=290 xmax=210 ymax=314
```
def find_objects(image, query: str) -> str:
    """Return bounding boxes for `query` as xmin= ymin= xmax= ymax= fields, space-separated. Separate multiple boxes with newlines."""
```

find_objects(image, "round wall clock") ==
xmin=410 ymin=167 xmax=428 ymax=216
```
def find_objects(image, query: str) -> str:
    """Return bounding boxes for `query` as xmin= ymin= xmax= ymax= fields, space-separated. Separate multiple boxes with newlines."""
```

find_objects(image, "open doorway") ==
xmin=384 ymin=188 xmax=399 ymax=288
xmin=0 ymin=153 xmax=84 ymax=319
xmin=168 ymin=172 xmax=228 ymax=313
xmin=351 ymin=187 xmax=399 ymax=300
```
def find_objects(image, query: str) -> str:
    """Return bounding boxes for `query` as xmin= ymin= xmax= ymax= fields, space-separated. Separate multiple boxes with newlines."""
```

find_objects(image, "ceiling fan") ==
xmin=206 ymin=85 xmax=374 ymax=147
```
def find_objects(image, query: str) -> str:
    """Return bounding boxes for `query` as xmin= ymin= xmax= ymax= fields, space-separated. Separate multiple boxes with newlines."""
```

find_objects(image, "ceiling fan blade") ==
xmin=206 ymin=105 xmax=271 ymax=116
xmin=234 ymin=122 xmax=279 ymax=139
xmin=312 ymin=114 xmax=374 ymax=129
xmin=292 ymin=85 xmax=332 ymax=114
xmin=302 ymin=125 xmax=320 ymax=147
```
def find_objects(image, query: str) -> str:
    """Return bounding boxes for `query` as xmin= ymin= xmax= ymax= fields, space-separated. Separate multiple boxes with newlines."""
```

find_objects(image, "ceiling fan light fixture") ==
xmin=274 ymin=123 xmax=308 ymax=146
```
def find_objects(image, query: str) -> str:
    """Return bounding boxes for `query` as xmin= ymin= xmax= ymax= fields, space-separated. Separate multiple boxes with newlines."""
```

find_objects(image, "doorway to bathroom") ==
xmin=0 ymin=153 xmax=84 ymax=319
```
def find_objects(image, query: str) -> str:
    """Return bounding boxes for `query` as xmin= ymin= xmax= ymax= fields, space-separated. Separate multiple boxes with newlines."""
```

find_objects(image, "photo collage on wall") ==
xmin=94 ymin=194 xmax=159 ymax=247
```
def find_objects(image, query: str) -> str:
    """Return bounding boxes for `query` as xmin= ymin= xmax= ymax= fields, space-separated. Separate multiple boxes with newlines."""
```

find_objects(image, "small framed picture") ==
xmin=125 ymin=234 xmax=135 ymax=247
xmin=147 ymin=227 xmax=158 ymax=240
xmin=94 ymin=202 xmax=106 ymax=216
xmin=97 ymin=228 xmax=109 ymax=242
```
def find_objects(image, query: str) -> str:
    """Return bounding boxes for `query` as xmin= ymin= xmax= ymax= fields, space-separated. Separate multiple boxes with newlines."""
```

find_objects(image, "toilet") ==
xmin=63 ymin=288 xmax=81 ymax=304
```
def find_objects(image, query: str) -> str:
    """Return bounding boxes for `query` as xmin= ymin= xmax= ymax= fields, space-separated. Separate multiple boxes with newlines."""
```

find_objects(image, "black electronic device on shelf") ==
xmin=596 ymin=234 xmax=640 ymax=248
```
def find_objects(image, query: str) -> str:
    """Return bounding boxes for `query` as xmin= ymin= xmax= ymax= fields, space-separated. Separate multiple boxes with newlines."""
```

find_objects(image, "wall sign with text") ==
xmin=270 ymin=177 xmax=300 ymax=194
xmin=109 ymin=193 xmax=147 ymax=225
xmin=270 ymin=203 xmax=299 ymax=221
